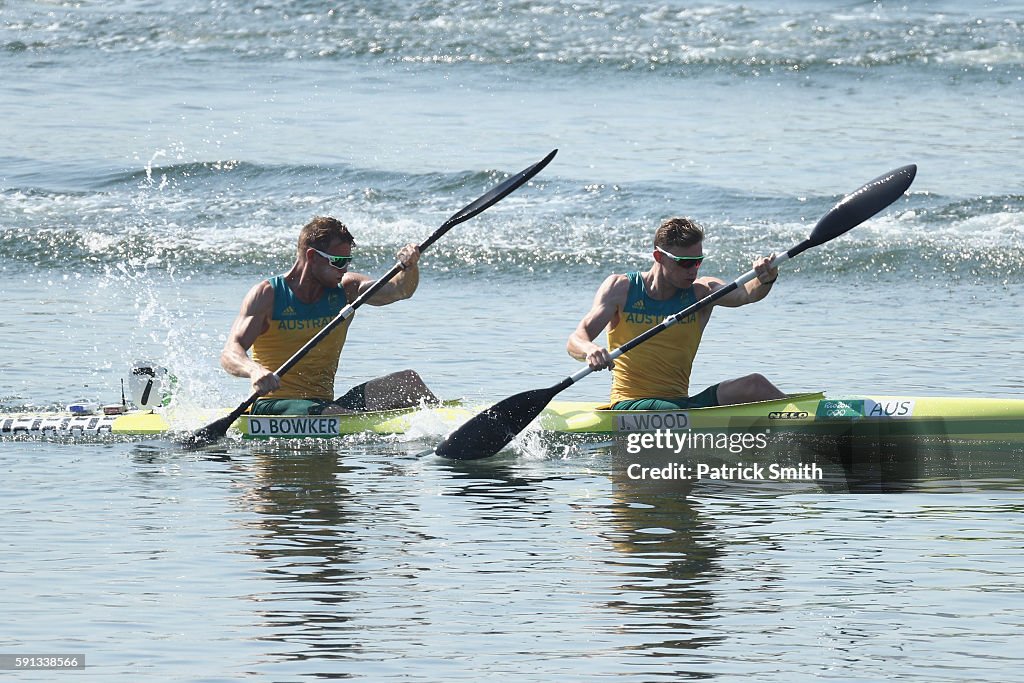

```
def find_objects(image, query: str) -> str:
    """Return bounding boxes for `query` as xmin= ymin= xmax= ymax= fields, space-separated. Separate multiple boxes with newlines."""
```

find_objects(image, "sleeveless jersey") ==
xmin=251 ymin=276 xmax=352 ymax=400
xmin=607 ymin=272 xmax=703 ymax=403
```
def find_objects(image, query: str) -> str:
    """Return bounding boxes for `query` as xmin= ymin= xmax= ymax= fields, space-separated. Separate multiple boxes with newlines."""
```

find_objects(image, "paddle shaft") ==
xmin=186 ymin=149 xmax=558 ymax=445
xmin=256 ymin=153 xmax=558 ymax=398
xmin=223 ymin=243 xmax=433 ymax=423
xmin=563 ymin=164 xmax=917 ymax=389
xmin=560 ymin=252 xmax=793 ymax=390
xmin=232 ymin=157 xmax=556 ymax=417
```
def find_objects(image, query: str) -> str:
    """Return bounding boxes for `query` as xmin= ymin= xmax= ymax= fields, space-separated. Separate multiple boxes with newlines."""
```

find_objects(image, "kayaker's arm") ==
xmin=567 ymin=274 xmax=630 ymax=371
xmin=220 ymin=280 xmax=280 ymax=396
xmin=352 ymin=243 xmax=422 ymax=306
xmin=708 ymin=254 xmax=778 ymax=307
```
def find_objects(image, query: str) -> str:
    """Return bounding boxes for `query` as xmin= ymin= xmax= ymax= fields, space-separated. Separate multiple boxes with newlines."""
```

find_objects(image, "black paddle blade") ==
xmin=435 ymin=385 xmax=562 ymax=460
xmin=807 ymin=164 xmax=917 ymax=248
xmin=421 ymin=149 xmax=558 ymax=251
xmin=180 ymin=414 xmax=237 ymax=450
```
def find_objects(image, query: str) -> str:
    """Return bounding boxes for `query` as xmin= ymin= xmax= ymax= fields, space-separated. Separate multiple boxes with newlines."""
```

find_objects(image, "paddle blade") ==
xmin=806 ymin=164 xmax=917 ymax=248
xmin=435 ymin=385 xmax=561 ymax=460
xmin=181 ymin=413 xmax=237 ymax=450
xmin=422 ymin=149 xmax=558 ymax=251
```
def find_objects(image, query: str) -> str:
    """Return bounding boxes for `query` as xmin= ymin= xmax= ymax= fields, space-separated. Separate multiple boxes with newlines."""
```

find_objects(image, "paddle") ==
xmin=182 ymin=149 xmax=558 ymax=449
xmin=435 ymin=164 xmax=918 ymax=460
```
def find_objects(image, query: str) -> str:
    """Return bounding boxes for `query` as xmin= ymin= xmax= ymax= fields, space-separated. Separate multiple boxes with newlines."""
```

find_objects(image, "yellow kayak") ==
xmin=4 ymin=393 xmax=1024 ymax=442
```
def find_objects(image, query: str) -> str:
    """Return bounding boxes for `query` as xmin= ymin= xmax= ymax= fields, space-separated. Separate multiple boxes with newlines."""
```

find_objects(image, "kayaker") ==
xmin=221 ymin=216 xmax=439 ymax=415
xmin=567 ymin=217 xmax=785 ymax=409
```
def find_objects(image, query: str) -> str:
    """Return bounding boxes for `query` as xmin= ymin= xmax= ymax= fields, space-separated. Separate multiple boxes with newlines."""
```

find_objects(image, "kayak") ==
xmin=0 ymin=401 xmax=471 ymax=438
xmin=541 ymin=392 xmax=1024 ymax=442
xmin=3 ymin=392 xmax=1024 ymax=443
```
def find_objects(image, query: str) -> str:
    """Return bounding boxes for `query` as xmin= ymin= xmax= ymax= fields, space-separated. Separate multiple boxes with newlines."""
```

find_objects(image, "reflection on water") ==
xmin=102 ymin=434 xmax=1024 ymax=679
xmin=598 ymin=487 xmax=726 ymax=657
xmin=435 ymin=454 xmax=728 ymax=675
xmin=233 ymin=442 xmax=364 ymax=664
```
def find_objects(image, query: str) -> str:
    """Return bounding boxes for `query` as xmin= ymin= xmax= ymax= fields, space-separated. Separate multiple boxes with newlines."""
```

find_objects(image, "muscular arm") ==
xmin=220 ymin=280 xmax=280 ymax=395
xmin=354 ymin=243 xmax=422 ymax=306
xmin=705 ymin=254 xmax=778 ymax=308
xmin=566 ymin=274 xmax=630 ymax=371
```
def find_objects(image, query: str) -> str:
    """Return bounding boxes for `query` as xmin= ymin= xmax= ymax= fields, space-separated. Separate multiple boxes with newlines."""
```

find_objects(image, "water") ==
xmin=2 ymin=0 xmax=1023 ymax=680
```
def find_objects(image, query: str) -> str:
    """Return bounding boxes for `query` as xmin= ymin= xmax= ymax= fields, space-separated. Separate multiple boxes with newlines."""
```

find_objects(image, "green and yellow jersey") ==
xmin=608 ymin=272 xmax=703 ymax=404
xmin=252 ymin=276 xmax=352 ymax=400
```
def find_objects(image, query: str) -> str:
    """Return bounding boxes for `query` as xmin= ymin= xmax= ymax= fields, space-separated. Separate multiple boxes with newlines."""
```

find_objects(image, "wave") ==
xmin=4 ymin=1 xmax=1021 ymax=76
xmin=3 ymin=161 xmax=1021 ymax=283
xmin=0 ymin=156 xmax=529 ymax=213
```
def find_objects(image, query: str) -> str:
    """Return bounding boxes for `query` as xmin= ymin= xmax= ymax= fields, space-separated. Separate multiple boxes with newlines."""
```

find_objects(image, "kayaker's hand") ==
xmin=250 ymin=367 xmax=280 ymax=396
xmin=586 ymin=346 xmax=615 ymax=371
xmin=755 ymin=254 xmax=778 ymax=285
xmin=396 ymin=243 xmax=420 ymax=270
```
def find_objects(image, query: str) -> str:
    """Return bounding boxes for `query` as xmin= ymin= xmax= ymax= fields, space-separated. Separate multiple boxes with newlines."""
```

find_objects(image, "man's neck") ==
xmin=283 ymin=262 xmax=326 ymax=304
xmin=643 ymin=266 xmax=683 ymax=301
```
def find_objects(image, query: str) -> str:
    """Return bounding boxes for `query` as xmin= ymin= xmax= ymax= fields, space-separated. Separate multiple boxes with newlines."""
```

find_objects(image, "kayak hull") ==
xmin=542 ymin=393 xmax=1024 ymax=442
xmin=0 ymin=402 xmax=471 ymax=438
xmin=4 ymin=393 xmax=1024 ymax=442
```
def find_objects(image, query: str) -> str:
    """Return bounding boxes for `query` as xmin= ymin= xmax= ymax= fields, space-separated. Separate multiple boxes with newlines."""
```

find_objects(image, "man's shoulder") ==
xmin=255 ymin=277 xmax=278 ymax=295
xmin=602 ymin=272 xmax=632 ymax=292
xmin=247 ymin=278 xmax=278 ymax=306
xmin=595 ymin=273 xmax=632 ymax=308
xmin=693 ymin=276 xmax=726 ymax=294
xmin=340 ymin=271 xmax=370 ymax=298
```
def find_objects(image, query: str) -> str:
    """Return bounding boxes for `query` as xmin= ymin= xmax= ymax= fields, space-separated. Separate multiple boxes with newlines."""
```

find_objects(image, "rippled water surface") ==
xmin=4 ymin=437 xmax=1023 ymax=680
xmin=3 ymin=0 xmax=1024 ymax=679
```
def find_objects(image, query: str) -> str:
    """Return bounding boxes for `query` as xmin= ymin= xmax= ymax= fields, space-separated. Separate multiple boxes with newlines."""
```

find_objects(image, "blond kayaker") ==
xmin=220 ymin=216 xmax=438 ymax=415
xmin=567 ymin=217 xmax=785 ymax=410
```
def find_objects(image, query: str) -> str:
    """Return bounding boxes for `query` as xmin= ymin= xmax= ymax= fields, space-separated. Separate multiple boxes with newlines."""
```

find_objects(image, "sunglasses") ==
xmin=656 ymin=246 xmax=704 ymax=268
xmin=311 ymin=247 xmax=353 ymax=270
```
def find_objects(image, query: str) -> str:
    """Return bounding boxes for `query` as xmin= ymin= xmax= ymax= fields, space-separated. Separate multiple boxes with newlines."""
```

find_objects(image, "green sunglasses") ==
xmin=311 ymin=247 xmax=354 ymax=270
xmin=655 ymin=246 xmax=705 ymax=268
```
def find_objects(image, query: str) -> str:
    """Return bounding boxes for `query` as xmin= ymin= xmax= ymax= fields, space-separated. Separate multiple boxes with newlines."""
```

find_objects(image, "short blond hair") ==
xmin=297 ymin=216 xmax=354 ymax=257
xmin=654 ymin=217 xmax=704 ymax=249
